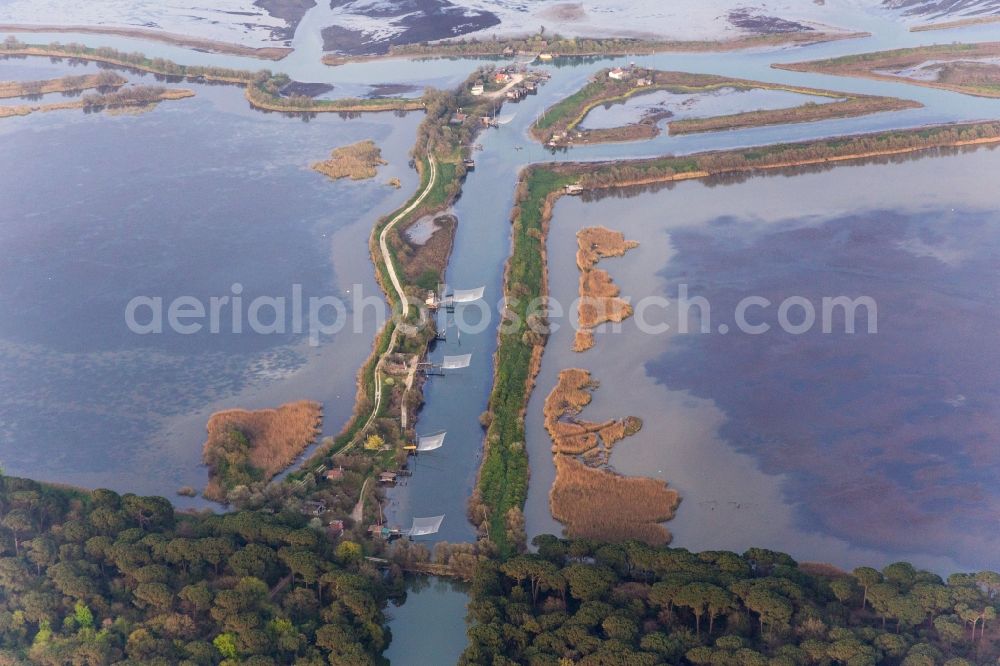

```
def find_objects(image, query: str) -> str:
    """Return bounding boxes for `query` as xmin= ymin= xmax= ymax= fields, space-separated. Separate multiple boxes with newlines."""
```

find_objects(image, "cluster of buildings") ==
xmin=608 ymin=64 xmax=654 ymax=87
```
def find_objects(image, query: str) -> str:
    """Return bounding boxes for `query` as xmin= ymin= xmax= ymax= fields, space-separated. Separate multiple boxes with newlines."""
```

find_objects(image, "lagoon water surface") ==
xmin=526 ymin=146 xmax=1000 ymax=572
xmin=0 ymin=67 xmax=421 ymax=501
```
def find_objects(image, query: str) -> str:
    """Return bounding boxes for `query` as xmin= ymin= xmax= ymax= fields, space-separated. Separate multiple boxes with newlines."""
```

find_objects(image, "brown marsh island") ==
xmin=574 ymin=226 xmax=639 ymax=352
xmin=312 ymin=140 xmax=388 ymax=181
xmin=544 ymin=368 xmax=679 ymax=545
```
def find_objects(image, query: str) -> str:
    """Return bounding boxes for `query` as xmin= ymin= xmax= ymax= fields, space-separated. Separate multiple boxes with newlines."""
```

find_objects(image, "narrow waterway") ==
xmin=384 ymin=576 xmax=469 ymax=665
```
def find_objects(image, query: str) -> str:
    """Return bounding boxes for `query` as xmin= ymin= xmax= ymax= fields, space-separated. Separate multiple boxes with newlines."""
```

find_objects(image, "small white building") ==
xmin=470 ymin=84 xmax=484 ymax=96
xmin=608 ymin=67 xmax=629 ymax=80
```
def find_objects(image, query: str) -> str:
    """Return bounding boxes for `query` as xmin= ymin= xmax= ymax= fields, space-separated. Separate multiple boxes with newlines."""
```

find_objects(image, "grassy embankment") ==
xmin=0 ymin=85 xmax=194 ymax=118
xmin=532 ymin=68 xmax=921 ymax=145
xmin=472 ymin=167 xmax=573 ymax=555
xmin=473 ymin=120 xmax=1000 ymax=555
xmin=287 ymin=74 xmax=502 ymax=521
xmin=202 ymin=401 xmax=323 ymax=502
xmin=775 ymin=42 xmax=1000 ymax=98
xmin=0 ymin=37 xmax=424 ymax=113
xmin=0 ymin=23 xmax=293 ymax=59
xmin=322 ymin=30 xmax=868 ymax=65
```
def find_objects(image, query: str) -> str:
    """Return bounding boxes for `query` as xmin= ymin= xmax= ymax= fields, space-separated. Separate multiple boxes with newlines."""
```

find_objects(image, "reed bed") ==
xmin=550 ymin=455 xmax=679 ymax=546
xmin=574 ymin=227 xmax=638 ymax=351
xmin=202 ymin=401 xmax=322 ymax=501
xmin=576 ymin=226 xmax=639 ymax=270
xmin=312 ymin=140 xmax=387 ymax=181
xmin=544 ymin=369 xmax=672 ymax=543
xmin=572 ymin=329 xmax=595 ymax=352
xmin=578 ymin=269 xmax=633 ymax=330
xmin=543 ymin=370 xmax=642 ymax=460
xmin=543 ymin=368 xmax=596 ymax=421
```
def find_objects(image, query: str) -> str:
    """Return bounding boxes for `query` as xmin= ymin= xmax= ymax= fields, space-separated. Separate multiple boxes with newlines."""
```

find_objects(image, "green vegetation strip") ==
xmin=476 ymin=167 xmax=574 ymax=556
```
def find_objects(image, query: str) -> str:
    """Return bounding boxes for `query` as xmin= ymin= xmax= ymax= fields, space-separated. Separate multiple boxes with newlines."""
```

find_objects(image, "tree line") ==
xmin=572 ymin=122 xmax=1000 ymax=190
xmin=461 ymin=535 xmax=1000 ymax=665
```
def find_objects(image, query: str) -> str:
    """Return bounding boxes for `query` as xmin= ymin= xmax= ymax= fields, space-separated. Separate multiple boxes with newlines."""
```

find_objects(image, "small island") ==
xmin=0 ymin=71 xmax=125 ymax=99
xmin=0 ymin=84 xmax=195 ymax=119
xmin=326 ymin=29 xmax=869 ymax=66
xmin=312 ymin=140 xmax=388 ymax=181
xmin=574 ymin=226 xmax=639 ymax=352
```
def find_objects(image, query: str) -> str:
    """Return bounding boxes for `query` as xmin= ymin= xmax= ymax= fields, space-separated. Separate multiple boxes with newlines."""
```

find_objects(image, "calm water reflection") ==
xmin=527 ymin=147 xmax=1000 ymax=572
xmin=0 ymin=71 xmax=421 ymax=502
xmin=384 ymin=576 xmax=468 ymax=666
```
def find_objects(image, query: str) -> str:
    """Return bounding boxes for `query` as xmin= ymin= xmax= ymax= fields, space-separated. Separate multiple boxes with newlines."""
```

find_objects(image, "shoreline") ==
xmin=2 ymin=44 xmax=426 ymax=113
xmin=323 ymin=30 xmax=870 ymax=67
xmin=288 ymin=73 xmax=500 ymax=539
xmin=775 ymin=62 xmax=1000 ymax=100
xmin=473 ymin=120 xmax=1000 ymax=552
xmin=0 ymin=71 xmax=125 ymax=98
xmin=394 ymin=30 xmax=870 ymax=58
xmin=0 ymin=23 xmax=292 ymax=60
xmin=775 ymin=43 xmax=1000 ymax=100
xmin=0 ymin=87 xmax=194 ymax=118
xmin=910 ymin=16 xmax=1000 ymax=32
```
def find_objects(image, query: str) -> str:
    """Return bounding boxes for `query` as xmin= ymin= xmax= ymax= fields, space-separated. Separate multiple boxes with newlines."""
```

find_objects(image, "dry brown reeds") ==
xmin=550 ymin=455 xmax=680 ymax=546
xmin=576 ymin=226 xmax=639 ymax=271
xmin=543 ymin=369 xmax=642 ymax=457
xmin=578 ymin=269 xmax=634 ymax=329
xmin=312 ymin=140 xmax=387 ymax=181
xmin=574 ymin=227 xmax=638 ymax=351
xmin=544 ymin=369 xmax=673 ymax=544
xmin=543 ymin=368 xmax=595 ymax=420
xmin=202 ymin=401 xmax=322 ymax=501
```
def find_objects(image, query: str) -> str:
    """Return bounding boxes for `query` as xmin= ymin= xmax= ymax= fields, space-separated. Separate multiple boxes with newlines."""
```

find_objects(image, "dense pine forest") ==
xmin=2 ymin=476 xmax=1000 ymax=664
xmin=461 ymin=536 xmax=1000 ymax=666
xmin=0 ymin=475 xmax=397 ymax=665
